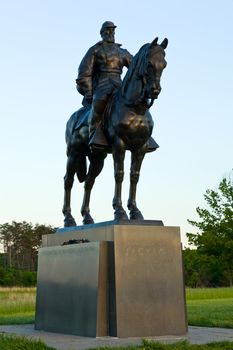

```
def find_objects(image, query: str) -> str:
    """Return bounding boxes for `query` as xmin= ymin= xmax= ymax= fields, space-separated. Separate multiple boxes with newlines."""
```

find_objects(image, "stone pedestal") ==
xmin=35 ymin=221 xmax=187 ymax=337
xmin=35 ymin=241 xmax=111 ymax=336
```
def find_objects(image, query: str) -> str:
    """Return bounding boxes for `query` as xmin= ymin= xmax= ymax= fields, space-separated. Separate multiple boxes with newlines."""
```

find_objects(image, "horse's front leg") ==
xmin=112 ymin=141 xmax=128 ymax=221
xmin=127 ymin=147 xmax=146 ymax=220
xmin=81 ymin=151 xmax=107 ymax=224
xmin=63 ymin=156 xmax=77 ymax=227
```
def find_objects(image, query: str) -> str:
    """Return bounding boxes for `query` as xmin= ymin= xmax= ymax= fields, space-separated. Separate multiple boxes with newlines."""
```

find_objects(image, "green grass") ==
xmin=0 ymin=334 xmax=55 ymax=349
xmin=141 ymin=339 xmax=233 ymax=349
xmin=1 ymin=286 xmax=233 ymax=330
xmin=91 ymin=340 xmax=233 ymax=349
xmin=186 ymin=287 xmax=233 ymax=328
xmin=186 ymin=287 xmax=233 ymax=300
xmin=0 ymin=287 xmax=36 ymax=325
xmin=0 ymin=338 xmax=233 ymax=350
xmin=1 ymin=288 xmax=233 ymax=348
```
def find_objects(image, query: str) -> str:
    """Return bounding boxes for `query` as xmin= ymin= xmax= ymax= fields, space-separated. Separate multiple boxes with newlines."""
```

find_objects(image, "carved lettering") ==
xmin=124 ymin=245 xmax=165 ymax=258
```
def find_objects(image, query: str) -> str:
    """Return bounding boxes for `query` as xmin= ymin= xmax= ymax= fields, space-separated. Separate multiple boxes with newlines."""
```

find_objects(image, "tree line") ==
xmin=0 ymin=222 xmax=55 ymax=286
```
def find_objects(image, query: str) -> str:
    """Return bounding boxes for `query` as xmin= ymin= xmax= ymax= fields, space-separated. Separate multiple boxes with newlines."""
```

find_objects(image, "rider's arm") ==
xmin=76 ymin=45 xmax=97 ymax=97
xmin=122 ymin=49 xmax=133 ymax=68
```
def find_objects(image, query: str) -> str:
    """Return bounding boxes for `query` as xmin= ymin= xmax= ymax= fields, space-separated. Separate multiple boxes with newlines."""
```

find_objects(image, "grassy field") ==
xmin=0 ymin=334 xmax=55 ymax=350
xmin=186 ymin=287 xmax=233 ymax=300
xmin=0 ymin=287 xmax=36 ymax=325
xmin=0 ymin=337 xmax=233 ymax=350
xmin=1 ymin=286 xmax=233 ymax=329
xmin=186 ymin=287 xmax=233 ymax=328
xmin=1 ymin=287 xmax=233 ymax=348
xmin=140 ymin=340 xmax=233 ymax=349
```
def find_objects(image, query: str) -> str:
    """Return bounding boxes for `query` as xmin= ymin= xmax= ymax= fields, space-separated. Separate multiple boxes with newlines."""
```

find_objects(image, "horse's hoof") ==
xmin=64 ymin=214 xmax=77 ymax=227
xmin=114 ymin=207 xmax=129 ymax=221
xmin=83 ymin=213 xmax=94 ymax=225
xmin=129 ymin=208 xmax=144 ymax=220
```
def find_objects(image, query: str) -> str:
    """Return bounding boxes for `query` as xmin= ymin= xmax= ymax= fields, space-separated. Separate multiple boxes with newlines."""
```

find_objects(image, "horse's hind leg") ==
xmin=81 ymin=151 xmax=107 ymax=224
xmin=62 ymin=155 xmax=77 ymax=227
xmin=127 ymin=147 xmax=146 ymax=220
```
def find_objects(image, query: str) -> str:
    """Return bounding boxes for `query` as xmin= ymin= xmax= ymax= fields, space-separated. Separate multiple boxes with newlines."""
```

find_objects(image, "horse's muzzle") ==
xmin=149 ymin=86 xmax=161 ymax=99
xmin=151 ymin=89 xmax=161 ymax=99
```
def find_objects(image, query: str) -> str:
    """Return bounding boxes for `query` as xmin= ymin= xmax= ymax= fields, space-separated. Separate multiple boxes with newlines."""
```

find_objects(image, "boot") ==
xmin=88 ymin=125 xmax=110 ymax=151
xmin=146 ymin=136 xmax=159 ymax=153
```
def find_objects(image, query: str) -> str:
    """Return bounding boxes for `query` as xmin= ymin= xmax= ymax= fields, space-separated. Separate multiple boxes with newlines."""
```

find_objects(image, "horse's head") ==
xmin=143 ymin=38 xmax=168 ymax=102
xmin=121 ymin=38 xmax=168 ymax=107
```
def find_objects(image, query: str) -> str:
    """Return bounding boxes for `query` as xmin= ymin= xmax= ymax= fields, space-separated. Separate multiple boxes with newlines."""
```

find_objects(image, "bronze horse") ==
xmin=63 ymin=38 xmax=168 ymax=226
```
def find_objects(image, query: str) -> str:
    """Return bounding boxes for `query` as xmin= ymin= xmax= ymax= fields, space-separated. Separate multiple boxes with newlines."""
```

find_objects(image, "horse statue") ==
xmin=62 ymin=37 xmax=168 ymax=227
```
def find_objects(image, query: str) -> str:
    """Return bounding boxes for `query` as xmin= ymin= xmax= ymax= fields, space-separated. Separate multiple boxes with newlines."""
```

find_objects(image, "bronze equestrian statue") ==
xmin=62 ymin=21 xmax=168 ymax=227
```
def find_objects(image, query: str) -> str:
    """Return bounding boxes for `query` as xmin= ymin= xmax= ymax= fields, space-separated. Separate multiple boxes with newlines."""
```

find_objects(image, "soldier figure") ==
xmin=76 ymin=21 xmax=132 ymax=148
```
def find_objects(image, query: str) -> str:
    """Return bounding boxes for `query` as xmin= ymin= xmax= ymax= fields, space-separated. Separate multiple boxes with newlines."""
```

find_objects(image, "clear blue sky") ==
xmin=0 ymin=0 xmax=232 ymax=246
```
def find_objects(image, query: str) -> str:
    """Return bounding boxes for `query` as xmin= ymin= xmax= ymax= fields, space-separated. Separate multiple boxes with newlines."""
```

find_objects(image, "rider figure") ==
xmin=76 ymin=21 xmax=132 ymax=148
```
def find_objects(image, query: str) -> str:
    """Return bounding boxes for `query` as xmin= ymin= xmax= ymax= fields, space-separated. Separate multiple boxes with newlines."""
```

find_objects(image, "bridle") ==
xmin=122 ymin=43 xmax=165 ymax=108
xmin=139 ymin=45 xmax=166 ymax=108
xmin=136 ymin=45 xmax=164 ymax=108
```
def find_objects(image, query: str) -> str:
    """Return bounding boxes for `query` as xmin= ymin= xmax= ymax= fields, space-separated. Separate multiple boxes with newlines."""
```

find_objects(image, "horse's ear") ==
xmin=150 ymin=37 xmax=158 ymax=47
xmin=160 ymin=38 xmax=168 ymax=49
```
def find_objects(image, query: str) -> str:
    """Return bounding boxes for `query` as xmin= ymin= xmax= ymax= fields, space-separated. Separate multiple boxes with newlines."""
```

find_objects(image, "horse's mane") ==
xmin=121 ymin=43 xmax=149 ymax=97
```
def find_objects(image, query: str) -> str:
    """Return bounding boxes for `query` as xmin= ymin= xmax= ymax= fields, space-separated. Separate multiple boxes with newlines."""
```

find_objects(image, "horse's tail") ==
xmin=66 ymin=139 xmax=88 ymax=183
xmin=65 ymin=111 xmax=78 ymax=145
xmin=65 ymin=109 xmax=89 ymax=183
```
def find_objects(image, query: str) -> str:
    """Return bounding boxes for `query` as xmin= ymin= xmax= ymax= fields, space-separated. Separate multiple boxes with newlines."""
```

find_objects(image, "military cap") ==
xmin=100 ymin=21 xmax=117 ymax=32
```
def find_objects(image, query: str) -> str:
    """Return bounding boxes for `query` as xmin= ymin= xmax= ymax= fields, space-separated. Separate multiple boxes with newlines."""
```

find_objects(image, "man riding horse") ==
xmin=76 ymin=21 xmax=132 ymax=149
xmin=63 ymin=22 xmax=168 ymax=226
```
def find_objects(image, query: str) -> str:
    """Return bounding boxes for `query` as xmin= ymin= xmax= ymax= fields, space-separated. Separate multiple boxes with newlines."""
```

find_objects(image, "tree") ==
xmin=186 ymin=174 xmax=233 ymax=286
xmin=183 ymin=248 xmax=200 ymax=287
xmin=0 ymin=221 xmax=56 ymax=271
